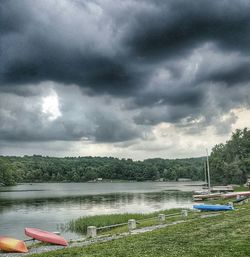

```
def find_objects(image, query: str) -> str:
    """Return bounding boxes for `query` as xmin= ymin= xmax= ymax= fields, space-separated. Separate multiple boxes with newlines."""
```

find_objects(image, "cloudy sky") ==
xmin=0 ymin=0 xmax=250 ymax=159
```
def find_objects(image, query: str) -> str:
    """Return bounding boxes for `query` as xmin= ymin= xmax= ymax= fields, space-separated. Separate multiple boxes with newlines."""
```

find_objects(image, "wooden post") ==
xmin=158 ymin=214 xmax=165 ymax=224
xmin=87 ymin=226 xmax=97 ymax=238
xmin=181 ymin=210 xmax=188 ymax=218
xmin=128 ymin=219 xmax=136 ymax=231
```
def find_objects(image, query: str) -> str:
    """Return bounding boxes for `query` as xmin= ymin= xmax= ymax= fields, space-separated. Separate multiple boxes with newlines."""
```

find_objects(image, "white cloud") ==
xmin=42 ymin=89 xmax=61 ymax=121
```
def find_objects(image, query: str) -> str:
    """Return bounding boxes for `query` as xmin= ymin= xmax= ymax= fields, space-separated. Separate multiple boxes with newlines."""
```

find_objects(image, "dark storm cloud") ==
xmin=1 ymin=0 xmax=250 ymax=94
xmin=127 ymin=0 xmax=250 ymax=59
xmin=135 ymin=82 xmax=250 ymax=130
xmin=93 ymin=114 xmax=140 ymax=143
xmin=203 ymin=62 xmax=250 ymax=86
xmin=0 ymin=87 xmax=140 ymax=143
xmin=133 ymin=86 xmax=204 ymax=109
xmin=134 ymin=103 xmax=202 ymax=126
xmin=0 ymin=0 xmax=145 ymax=96
xmin=0 ymin=0 xmax=250 ymax=145
xmin=3 ymin=54 xmax=139 ymax=96
xmin=0 ymin=0 xmax=28 ymax=34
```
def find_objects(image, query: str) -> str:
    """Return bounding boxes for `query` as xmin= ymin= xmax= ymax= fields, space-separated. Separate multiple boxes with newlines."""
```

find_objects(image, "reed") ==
xmin=69 ymin=208 xmax=181 ymax=234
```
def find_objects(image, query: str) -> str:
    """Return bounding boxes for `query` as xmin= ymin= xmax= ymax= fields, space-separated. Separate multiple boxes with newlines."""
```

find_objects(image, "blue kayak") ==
xmin=193 ymin=204 xmax=234 ymax=211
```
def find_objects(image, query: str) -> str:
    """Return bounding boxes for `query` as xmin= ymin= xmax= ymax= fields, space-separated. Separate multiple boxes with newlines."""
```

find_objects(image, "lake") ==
xmin=0 ymin=182 xmax=203 ymax=240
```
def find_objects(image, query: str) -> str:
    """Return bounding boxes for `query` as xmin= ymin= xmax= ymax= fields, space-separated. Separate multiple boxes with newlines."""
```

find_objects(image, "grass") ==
xmin=233 ymin=185 xmax=250 ymax=192
xmin=29 ymin=200 xmax=250 ymax=257
xmin=98 ymin=212 xmax=199 ymax=236
xmin=69 ymin=208 xmax=183 ymax=235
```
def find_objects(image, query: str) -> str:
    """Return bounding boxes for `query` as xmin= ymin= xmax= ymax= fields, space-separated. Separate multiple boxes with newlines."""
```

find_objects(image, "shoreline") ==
xmin=0 ymin=210 xmax=221 ymax=257
xmin=1 ymin=201 xmax=249 ymax=257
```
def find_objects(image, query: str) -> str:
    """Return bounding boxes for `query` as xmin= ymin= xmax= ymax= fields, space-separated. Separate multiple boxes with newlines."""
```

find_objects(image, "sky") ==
xmin=0 ymin=0 xmax=250 ymax=160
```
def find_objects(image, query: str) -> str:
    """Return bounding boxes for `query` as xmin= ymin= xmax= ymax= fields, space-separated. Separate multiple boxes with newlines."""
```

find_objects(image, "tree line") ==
xmin=1 ymin=128 xmax=249 ymax=186
xmin=0 ymin=155 xmax=204 ymax=186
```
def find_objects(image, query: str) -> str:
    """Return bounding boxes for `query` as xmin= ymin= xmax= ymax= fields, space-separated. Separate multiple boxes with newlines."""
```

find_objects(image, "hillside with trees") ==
xmin=210 ymin=128 xmax=250 ymax=185
xmin=1 ymin=128 xmax=249 ymax=186
xmin=0 ymin=155 xmax=204 ymax=186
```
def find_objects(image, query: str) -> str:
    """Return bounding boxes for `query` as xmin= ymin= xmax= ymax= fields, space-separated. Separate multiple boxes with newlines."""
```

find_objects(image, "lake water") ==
xmin=0 ymin=182 xmax=203 ymax=240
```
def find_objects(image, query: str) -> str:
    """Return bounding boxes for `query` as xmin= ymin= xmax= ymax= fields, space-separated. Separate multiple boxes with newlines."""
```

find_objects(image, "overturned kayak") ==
xmin=223 ymin=191 xmax=250 ymax=199
xmin=193 ymin=204 xmax=234 ymax=211
xmin=0 ymin=236 xmax=28 ymax=253
xmin=193 ymin=193 xmax=223 ymax=200
xmin=25 ymin=228 xmax=68 ymax=246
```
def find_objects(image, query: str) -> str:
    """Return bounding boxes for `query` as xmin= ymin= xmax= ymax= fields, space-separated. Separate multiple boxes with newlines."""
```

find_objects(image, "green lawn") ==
xmin=233 ymin=185 xmax=250 ymax=192
xmin=30 ymin=201 xmax=250 ymax=257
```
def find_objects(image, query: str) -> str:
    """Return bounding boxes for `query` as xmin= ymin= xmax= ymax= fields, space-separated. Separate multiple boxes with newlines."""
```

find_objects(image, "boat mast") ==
xmin=206 ymin=148 xmax=211 ymax=191
xmin=204 ymin=161 xmax=207 ymax=186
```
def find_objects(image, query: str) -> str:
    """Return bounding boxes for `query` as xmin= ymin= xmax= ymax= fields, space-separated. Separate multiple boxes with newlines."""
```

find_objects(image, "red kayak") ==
xmin=25 ymin=228 xmax=68 ymax=246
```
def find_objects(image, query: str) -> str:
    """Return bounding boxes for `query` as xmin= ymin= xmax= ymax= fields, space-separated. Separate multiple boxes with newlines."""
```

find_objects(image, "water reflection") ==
xmin=0 ymin=192 xmax=192 ymax=214
xmin=0 ymin=182 xmax=201 ymax=240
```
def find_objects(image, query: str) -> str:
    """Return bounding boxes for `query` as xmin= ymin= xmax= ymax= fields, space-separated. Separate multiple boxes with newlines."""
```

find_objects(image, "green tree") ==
xmin=210 ymin=128 xmax=250 ymax=184
xmin=0 ymin=160 xmax=16 ymax=186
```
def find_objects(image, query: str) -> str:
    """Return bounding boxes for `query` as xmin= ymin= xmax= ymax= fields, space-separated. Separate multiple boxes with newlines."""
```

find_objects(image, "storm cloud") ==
xmin=0 ymin=83 xmax=140 ymax=143
xmin=0 ymin=0 xmax=250 ymax=157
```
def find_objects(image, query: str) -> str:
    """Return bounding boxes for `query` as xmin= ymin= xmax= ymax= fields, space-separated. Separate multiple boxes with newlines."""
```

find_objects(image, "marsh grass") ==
xmin=69 ymin=208 xmax=183 ymax=234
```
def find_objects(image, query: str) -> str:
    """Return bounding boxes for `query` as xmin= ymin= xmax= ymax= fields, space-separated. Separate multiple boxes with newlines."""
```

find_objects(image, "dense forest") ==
xmin=0 ymin=128 xmax=249 ymax=186
xmin=210 ymin=128 xmax=250 ymax=185
xmin=0 ymin=155 xmax=204 ymax=186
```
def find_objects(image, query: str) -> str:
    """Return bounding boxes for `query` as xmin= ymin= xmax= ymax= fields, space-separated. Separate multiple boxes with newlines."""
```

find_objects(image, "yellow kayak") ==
xmin=0 ymin=236 xmax=28 ymax=253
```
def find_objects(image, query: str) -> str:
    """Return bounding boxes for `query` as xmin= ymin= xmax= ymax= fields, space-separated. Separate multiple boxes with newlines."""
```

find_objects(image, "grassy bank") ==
xmin=233 ymin=185 xmax=249 ymax=192
xmin=30 ymin=200 xmax=250 ymax=257
xmin=69 ymin=208 xmax=183 ymax=234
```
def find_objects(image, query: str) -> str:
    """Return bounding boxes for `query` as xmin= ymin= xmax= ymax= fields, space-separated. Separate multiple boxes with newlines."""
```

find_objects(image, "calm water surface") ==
xmin=0 ymin=182 xmax=202 ymax=240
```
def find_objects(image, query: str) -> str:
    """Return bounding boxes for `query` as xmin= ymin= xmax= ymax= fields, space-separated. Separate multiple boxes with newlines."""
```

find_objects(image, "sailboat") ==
xmin=193 ymin=149 xmax=222 ymax=200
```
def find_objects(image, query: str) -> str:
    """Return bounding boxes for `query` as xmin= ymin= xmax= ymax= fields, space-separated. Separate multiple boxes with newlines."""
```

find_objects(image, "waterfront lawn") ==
xmin=233 ymin=185 xmax=249 ymax=192
xmin=31 ymin=201 xmax=250 ymax=257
